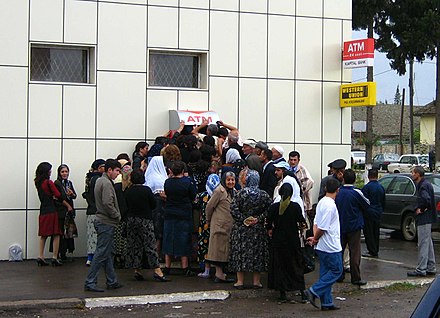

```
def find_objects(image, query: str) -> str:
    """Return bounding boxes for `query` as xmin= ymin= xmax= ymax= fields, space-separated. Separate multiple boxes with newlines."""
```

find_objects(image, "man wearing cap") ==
xmin=271 ymin=146 xmax=286 ymax=165
xmin=318 ymin=159 xmax=346 ymax=201
xmin=273 ymin=161 xmax=305 ymax=216
xmin=288 ymin=151 xmax=314 ymax=215
xmin=221 ymin=130 xmax=245 ymax=166
xmin=254 ymin=141 xmax=268 ymax=156
xmin=243 ymin=139 xmax=263 ymax=175
xmin=259 ymin=148 xmax=277 ymax=198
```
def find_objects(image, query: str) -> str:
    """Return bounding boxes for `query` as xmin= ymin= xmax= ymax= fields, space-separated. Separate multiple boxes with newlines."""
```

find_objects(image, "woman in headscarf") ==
xmin=205 ymin=171 xmax=236 ymax=283
xmin=195 ymin=173 xmax=220 ymax=278
xmin=144 ymin=155 xmax=168 ymax=255
xmin=229 ymin=169 xmax=272 ymax=289
xmin=267 ymin=183 xmax=307 ymax=303
xmin=54 ymin=164 xmax=77 ymax=261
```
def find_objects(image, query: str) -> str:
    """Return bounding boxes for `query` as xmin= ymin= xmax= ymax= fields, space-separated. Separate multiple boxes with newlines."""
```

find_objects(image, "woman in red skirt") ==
xmin=35 ymin=162 xmax=73 ymax=266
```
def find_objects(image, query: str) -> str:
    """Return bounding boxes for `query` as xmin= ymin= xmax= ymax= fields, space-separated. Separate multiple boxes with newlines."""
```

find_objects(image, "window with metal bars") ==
xmin=149 ymin=52 xmax=201 ymax=88
xmin=31 ymin=46 xmax=90 ymax=83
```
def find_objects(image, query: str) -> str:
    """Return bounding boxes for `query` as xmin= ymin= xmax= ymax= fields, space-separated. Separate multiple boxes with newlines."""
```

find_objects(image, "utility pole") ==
xmin=399 ymin=88 xmax=406 ymax=155
xmin=409 ymin=59 xmax=414 ymax=154
xmin=435 ymin=46 xmax=440 ymax=171
xmin=365 ymin=23 xmax=374 ymax=165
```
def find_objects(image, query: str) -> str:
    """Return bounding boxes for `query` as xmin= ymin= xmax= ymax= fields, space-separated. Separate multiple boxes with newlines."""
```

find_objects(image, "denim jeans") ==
xmin=310 ymin=250 xmax=343 ymax=308
xmin=416 ymin=223 xmax=436 ymax=274
xmin=84 ymin=220 xmax=118 ymax=288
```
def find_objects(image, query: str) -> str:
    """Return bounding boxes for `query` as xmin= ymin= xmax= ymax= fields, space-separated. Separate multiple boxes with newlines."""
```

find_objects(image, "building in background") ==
xmin=0 ymin=0 xmax=352 ymax=260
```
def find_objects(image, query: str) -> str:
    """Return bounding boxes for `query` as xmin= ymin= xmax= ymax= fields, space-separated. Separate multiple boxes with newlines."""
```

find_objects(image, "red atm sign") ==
xmin=343 ymin=38 xmax=374 ymax=69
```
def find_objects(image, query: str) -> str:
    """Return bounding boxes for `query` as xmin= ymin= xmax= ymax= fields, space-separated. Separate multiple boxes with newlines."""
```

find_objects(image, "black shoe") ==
xmin=162 ymin=267 xmax=171 ymax=276
xmin=407 ymin=271 xmax=426 ymax=277
xmin=362 ymin=252 xmax=378 ymax=258
xmin=153 ymin=274 xmax=171 ymax=282
xmin=134 ymin=272 xmax=144 ymax=281
xmin=352 ymin=280 xmax=367 ymax=286
xmin=321 ymin=305 xmax=340 ymax=311
xmin=183 ymin=268 xmax=195 ymax=277
xmin=426 ymin=271 xmax=437 ymax=276
xmin=304 ymin=289 xmax=319 ymax=309
xmin=233 ymin=284 xmax=244 ymax=290
xmin=84 ymin=286 xmax=105 ymax=292
xmin=252 ymin=283 xmax=263 ymax=289
xmin=107 ymin=282 xmax=123 ymax=290
xmin=51 ymin=258 xmax=63 ymax=266
xmin=214 ymin=276 xmax=235 ymax=283
xmin=344 ymin=267 xmax=351 ymax=273
xmin=36 ymin=258 xmax=49 ymax=266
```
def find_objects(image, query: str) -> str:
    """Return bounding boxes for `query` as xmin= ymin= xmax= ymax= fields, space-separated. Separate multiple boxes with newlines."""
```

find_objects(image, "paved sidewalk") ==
xmin=0 ymin=250 xmax=434 ymax=310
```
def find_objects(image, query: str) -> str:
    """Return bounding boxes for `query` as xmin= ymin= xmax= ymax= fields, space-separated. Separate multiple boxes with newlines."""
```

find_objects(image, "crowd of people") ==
xmin=33 ymin=119 xmax=437 ymax=310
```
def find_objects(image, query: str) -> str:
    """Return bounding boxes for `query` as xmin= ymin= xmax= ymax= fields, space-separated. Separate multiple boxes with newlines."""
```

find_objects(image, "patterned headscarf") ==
xmin=245 ymin=169 xmax=260 ymax=188
xmin=206 ymin=174 xmax=221 ymax=196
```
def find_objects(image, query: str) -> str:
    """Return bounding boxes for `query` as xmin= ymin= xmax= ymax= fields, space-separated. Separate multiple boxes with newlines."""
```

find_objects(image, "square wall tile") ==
xmin=267 ymin=80 xmax=294 ymax=143
xmin=341 ymin=104 xmax=351 ymax=145
xmin=112 ymin=0 xmax=147 ymax=4
xmin=322 ymin=82 xmax=342 ymax=143
xmin=293 ymin=144 xmax=323 ymax=202
xmin=63 ymin=86 xmax=96 ymax=139
xmin=296 ymin=17 xmax=322 ymax=80
xmin=180 ymin=0 xmax=209 ymax=9
xmin=96 ymin=139 xmax=134 ymax=161
xmin=240 ymin=0 xmax=267 ymax=13
xmin=210 ymin=0 xmax=238 ymax=11
xmin=0 ymin=211 xmax=26 ymax=260
xmin=179 ymin=8 xmax=209 ymax=50
xmin=322 ymin=144 xmax=351 ymax=173
xmin=238 ymin=78 xmax=266 ymax=141
xmin=0 ymin=140 xmax=27 ymax=210
xmin=148 ymin=6 xmax=178 ymax=48
xmin=239 ymin=13 xmax=267 ymax=78
xmin=62 ymin=139 xmax=96 ymax=210
xmin=0 ymin=67 xmax=27 ymax=137
xmin=324 ymin=0 xmax=351 ymax=20
xmin=30 ymin=0 xmax=63 ymax=42
xmin=209 ymin=77 xmax=238 ymax=126
xmin=342 ymin=21 xmax=352 ymax=82
xmin=178 ymin=90 xmax=209 ymax=111
xmin=148 ymin=0 xmax=177 ymax=6
xmin=73 ymin=211 xmax=87 ymax=257
xmin=98 ymin=2 xmax=146 ymax=72
xmin=0 ymin=0 xmax=28 ymax=66
xmin=146 ymin=89 xmax=178 ymax=138
xmin=27 ymin=139 xmax=62 ymax=210
xmin=323 ymin=19 xmax=343 ymax=82
xmin=296 ymin=0 xmax=322 ymax=18
xmin=65 ymin=0 xmax=97 ymax=44
xmin=96 ymin=72 xmax=146 ymax=139
xmin=295 ymin=81 xmax=321 ymax=143
xmin=209 ymin=11 xmax=238 ymax=76
xmin=26 ymin=210 xmax=39 ymax=259
xmin=28 ymin=84 xmax=62 ymax=138
xmin=269 ymin=0 xmax=295 ymax=15
xmin=268 ymin=15 xmax=294 ymax=79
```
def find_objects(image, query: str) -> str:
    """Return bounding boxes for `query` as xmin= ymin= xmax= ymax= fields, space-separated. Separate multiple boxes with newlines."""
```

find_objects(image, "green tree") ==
xmin=394 ymin=85 xmax=401 ymax=105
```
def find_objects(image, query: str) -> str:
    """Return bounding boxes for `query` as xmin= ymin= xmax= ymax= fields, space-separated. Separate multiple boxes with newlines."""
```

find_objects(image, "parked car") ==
xmin=378 ymin=173 xmax=440 ymax=241
xmin=351 ymin=150 xmax=366 ymax=168
xmin=387 ymin=154 xmax=429 ymax=173
xmin=372 ymin=153 xmax=400 ymax=171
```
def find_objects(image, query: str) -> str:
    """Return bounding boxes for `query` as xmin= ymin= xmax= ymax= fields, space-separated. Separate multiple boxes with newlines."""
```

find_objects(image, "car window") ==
xmin=419 ymin=156 xmax=429 ymax=165
xmin=379 ymin=177 xmax=394 ymax=193
xmin=401 ymin=156 xmax=411 ymax=164
xmin=427 ymin=176 xmax=440 ymax=194
xmin=391 ymin=177 xmax=414 ymax=195
xmin=386 ymin=154 xmax=399 ymax=160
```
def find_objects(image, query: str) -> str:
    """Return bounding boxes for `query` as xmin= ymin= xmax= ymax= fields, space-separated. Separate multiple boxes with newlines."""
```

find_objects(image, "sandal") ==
xmin=252 ymin=283 xmax=263 ymax=289
xmin=233 ymin=284 xmax=244 ymax=290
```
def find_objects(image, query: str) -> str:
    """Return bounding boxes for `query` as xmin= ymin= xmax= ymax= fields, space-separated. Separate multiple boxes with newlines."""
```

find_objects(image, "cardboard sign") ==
xmin=168 ymin=110 xmax=221 ymax=129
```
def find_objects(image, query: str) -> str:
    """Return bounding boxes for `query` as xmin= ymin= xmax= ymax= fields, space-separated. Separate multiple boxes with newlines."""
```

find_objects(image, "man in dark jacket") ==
xmin=361 ymin=168 xmax=385 ymax=258
xmin=259 ymin=148 xmax=277 ymax=198
xmin=407 ymin=166 xmax=437 ymax=277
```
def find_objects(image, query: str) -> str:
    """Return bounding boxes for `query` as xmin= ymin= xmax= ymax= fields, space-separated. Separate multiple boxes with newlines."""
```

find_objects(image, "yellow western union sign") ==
xmin=340 ymin=82 xmax=376 ymax=107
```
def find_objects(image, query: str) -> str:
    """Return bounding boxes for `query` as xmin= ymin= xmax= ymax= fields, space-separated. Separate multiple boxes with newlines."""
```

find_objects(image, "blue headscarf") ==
xmin=245 ymin=169 xmax=260 ymax=188
xmin=206 ymin=174 xmax=221 ymax=196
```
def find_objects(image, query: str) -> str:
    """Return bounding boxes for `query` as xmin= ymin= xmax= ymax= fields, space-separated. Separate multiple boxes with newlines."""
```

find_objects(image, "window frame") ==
xmin=29 ymin=43 xmax=96 ymax=85
xmin=147 ymin=49 xmax=208 ymax=90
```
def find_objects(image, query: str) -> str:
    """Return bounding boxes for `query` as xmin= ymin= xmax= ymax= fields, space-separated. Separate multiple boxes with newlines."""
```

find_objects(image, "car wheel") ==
xmin=393 ymin=170 xmax=400 ymax=174
xmin=401 ymin=213 xmax=417 ymax=241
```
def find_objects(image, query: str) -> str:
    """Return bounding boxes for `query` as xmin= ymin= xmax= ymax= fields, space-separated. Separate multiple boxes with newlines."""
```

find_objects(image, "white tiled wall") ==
xmin=0 ymin=1 xmax=352 ymax=260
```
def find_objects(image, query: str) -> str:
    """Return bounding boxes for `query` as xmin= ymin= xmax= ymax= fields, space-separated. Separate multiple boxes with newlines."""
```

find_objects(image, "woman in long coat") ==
xmin=229 ymin=169 xmax=272 ymax=289
xmin=267 ymin=183 xmax=307 ymax=303
xmin=205 ymin=171 xmax=236 ymax=283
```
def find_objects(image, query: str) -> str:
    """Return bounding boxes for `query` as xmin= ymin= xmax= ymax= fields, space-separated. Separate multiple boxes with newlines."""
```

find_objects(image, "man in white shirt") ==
xmin=305 ymin=178 xmax=343 ymax=311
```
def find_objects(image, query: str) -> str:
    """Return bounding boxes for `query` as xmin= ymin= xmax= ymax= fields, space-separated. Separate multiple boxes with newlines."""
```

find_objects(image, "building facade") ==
xmin=0 ymin=0 xmax=352 ymax=260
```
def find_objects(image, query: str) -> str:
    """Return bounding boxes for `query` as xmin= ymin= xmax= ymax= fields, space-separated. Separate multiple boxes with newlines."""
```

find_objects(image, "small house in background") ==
xmin=414 ymin=101 xmax=436 ymax=145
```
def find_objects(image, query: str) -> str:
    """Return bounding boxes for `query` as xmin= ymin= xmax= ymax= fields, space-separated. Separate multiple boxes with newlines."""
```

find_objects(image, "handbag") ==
xmin=299 ymin=215 xmax=315 ymax=274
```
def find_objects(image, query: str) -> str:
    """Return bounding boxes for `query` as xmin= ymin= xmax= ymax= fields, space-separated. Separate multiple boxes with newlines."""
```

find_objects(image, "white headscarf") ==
xmin=273 ymin=175 xmax=305 ymax=217
xmin=144 ymin=156 xmax=167 ymax=194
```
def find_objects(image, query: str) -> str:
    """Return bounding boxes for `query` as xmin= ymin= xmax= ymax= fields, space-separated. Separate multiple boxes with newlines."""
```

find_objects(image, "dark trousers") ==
xmin=340 ymin=230 xmax=362 ymax=282
xmin=363 ymin=218 xmax=380 ymax=256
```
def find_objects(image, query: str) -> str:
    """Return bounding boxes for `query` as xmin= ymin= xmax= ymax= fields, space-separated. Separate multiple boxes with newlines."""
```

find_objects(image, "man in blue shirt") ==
xmin=361 ymin=169 xmax=385 ymax=258
xmin=335 ymin=169 xmax=370 ymax=286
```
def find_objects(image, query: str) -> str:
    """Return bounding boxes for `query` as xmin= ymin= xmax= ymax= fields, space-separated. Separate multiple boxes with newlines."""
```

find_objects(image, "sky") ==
xmin=351 ymin=31 xmax=437 ymax=106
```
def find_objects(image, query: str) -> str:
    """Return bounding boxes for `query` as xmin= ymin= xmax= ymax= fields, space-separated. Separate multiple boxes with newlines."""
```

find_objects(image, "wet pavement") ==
xmin=0 ymin=230 xmax=438 ymax=308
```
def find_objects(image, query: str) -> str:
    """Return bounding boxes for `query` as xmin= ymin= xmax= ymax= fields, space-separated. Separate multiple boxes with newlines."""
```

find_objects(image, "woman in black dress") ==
xmin=266 ymin=183 xmax=307 ymax=303
xmin=125 ymin=169 xmax=169 ymax=282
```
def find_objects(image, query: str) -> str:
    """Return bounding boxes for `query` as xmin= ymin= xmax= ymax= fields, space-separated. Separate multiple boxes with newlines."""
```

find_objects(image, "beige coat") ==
xmin=205 ymin=185 xmax=234 ymax=263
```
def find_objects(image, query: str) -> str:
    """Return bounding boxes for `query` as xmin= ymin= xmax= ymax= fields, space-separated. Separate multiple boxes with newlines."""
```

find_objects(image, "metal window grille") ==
xmin=31 ymin=47 xmax=88 ymax=83
xmin=149 ymin=53 xmax=199 ymax=88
